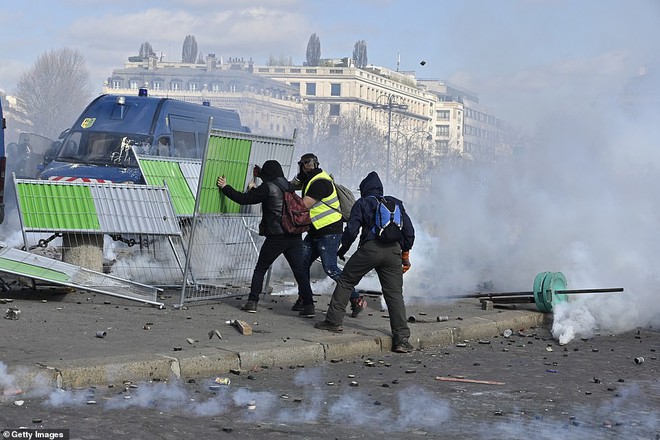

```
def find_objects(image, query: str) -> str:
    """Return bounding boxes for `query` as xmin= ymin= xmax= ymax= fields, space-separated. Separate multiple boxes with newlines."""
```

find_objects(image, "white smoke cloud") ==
xmin=395 ymin=386 xmax=452 ymax=429
xmin=275 ymin=367 xmax=325 ymax=422
xmin=231 ymin=387 xmax=279 ymax=419
xmin=44 ymin=388 xmax=90 ymax=407
xmin=551 ymin=300 xmax=597 ymax=345
xmin=328 ymin=392 xmax=393 ymax=426
xmin=2 ymin=363 xmax=656 ymax=437
xmin=0 ymin=362 xmax=17 ymax=391
xmin=409 ymin=80 xmax=660 ymax=344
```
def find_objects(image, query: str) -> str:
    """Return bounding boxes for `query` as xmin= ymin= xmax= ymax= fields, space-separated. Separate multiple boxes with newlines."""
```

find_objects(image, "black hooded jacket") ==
xmin=340 ymin=171 xmax=415 ymax=251
xmin=220 ymin=160 xmax=296 ymax=236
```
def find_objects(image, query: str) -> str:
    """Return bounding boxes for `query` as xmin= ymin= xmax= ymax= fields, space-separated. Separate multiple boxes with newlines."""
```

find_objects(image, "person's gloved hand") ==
xmin=290 ymin=174 xmax=303 ymax=189
xmin=337 ymin=245 xmax=348 ymax=262
xmin=401 ymin=251 xmax=411 ymax=274
xmin=253 ymin=164 xmax=262 ymax=178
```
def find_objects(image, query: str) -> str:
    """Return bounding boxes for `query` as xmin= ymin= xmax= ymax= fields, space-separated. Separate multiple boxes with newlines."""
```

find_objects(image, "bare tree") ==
xmin=391 ymin=129 xmax=435 ymax=199
xmin=333 ymin=110 xmax=382 ymax=184
xmin=139 ymin=41 xmax=154 ymax=59
xmin=352 ymin=40 xmax=368 ymax=68
xmin=296 ymin=105 xmax=382 ymax=187
xmin=182 ymin=35 xmax=198 ymax=63
xmin=297 ymin=102 xmax=331 ymax=154
xmin=306 ymin=33 xmax=321 ymax=67
xmin=14 ymin=47 xmax=92 ymax=140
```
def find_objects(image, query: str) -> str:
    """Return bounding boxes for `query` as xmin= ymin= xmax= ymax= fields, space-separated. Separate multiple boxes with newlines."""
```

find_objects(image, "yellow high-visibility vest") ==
xmin=304 ymin=171 xmax=342 ymax=229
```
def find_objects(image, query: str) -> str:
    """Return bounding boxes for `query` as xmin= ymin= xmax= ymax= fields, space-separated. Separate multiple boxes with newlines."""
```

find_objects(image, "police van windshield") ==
xmin=55 ymin=131 xmax=153 ymax=167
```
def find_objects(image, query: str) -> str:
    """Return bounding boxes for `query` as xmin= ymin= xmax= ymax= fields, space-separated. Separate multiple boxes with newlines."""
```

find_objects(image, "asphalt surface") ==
xmin=0 ymin=283 xmax=549 ymax=391
xmin=1 ymin=326 xmax=657 ymax=439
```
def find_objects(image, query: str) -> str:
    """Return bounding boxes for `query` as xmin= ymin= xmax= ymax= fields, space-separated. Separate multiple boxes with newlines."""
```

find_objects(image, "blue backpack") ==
xmin=371 ymin=196 xmax=403 ymax=242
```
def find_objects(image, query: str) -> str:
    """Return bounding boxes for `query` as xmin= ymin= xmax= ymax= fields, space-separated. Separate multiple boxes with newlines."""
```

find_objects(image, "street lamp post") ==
xmin=372 ymin=94 xmax=408 ymax=185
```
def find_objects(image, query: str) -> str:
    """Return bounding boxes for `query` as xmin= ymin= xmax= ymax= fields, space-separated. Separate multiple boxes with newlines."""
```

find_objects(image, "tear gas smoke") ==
xmin=328 ymin=392 xmax=394 ymax=426
xmin=2 ymin=362 xmax=656 ymax=437
xmin=395 ymin=387 xmax=452 ymax=429
xmin=409 ymin=100 xmax=660 ymax=344
xmin=276 ymin=368 xmax=325 ymax=422
xmin=0 ymin=362 xmax=17 ymax=391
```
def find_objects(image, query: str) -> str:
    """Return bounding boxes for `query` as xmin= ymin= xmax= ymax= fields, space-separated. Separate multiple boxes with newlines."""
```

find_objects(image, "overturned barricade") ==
xmin=0 ymin=245 xmax=163 ymax=305
xmin=9 ymin=179 xmax=175 ymax=305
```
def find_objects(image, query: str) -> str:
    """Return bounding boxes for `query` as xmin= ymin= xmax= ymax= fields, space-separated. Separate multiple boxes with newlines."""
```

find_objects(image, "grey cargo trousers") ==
xmin=325 ymin=239 xmax=410 ymax=344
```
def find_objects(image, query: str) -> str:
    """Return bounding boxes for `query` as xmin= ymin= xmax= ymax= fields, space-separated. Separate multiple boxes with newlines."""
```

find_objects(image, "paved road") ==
xmin=1 ymin=326 xmax=657 ymax=439
xmin=0 ymin=285 xmax=547 ymax=389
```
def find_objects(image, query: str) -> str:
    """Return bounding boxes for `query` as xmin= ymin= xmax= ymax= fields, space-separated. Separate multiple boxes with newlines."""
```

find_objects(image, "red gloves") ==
xmin=402 ymin=251 xmax=411 ymax=274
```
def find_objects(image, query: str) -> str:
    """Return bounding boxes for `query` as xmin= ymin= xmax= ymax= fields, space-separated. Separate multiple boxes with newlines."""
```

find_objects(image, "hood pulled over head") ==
xmin=359 ymin=171 xmax=384 ymax=198
xmin=259 ymin=160 xmax=285 ymax=181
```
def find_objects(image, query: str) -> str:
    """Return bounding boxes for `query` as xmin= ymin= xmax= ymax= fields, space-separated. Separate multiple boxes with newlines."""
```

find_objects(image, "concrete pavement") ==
xmin=0 ymin=284 xmax=550 ymax=390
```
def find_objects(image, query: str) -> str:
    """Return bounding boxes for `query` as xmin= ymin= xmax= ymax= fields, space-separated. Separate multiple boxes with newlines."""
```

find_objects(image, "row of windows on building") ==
xmin=297 ymin=82 xmax=424 ymax=114
xmin=308 ymin=103 xmax=341 ymax=116
xmin=250 ymin=119 xmax=287 ymax=134
xmin=111 ymin=79 xmax=243 ymax=93
xmin=437 ymin=110 xmax=450 ymax=120
xmin=436 ymin=125 xmax=452 ymax=137
xmin=464 ymin=141 xmax=497 ymax=157
xmin=433 ymin=122 xmax=500 ymax=141
xmin=464 ymin=124 xmax=500 ymax=141
xmin=112 ymin=77 xmax=427 ymax=115
xmin=437 ymin=122 xmax=500 ymax=142
xmin=111 ymin=78 xmax=343 ymax=97
xmin=294 ymin=83 xmax=342 ymax=97
xmin=464 ymin=108 xmax=499 ymax=126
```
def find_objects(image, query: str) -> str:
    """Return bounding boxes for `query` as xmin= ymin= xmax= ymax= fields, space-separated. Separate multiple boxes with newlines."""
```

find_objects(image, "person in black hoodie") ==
xmin=314 ymin=171 xmax=416 ymax=353
xmin=217 ymin=160 xmax=315 ymax=317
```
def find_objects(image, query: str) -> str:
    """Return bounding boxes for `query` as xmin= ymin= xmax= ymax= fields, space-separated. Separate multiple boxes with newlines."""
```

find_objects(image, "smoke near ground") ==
xmin=2 ymin=358 xmax=657 ymax=438
xmin=0 ymin=363 xmax=453 ymax=433
xmin=408 ymin=97 xmax=660 ymax=343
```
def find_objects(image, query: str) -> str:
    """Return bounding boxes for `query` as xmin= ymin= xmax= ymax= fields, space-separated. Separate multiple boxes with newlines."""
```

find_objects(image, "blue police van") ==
xmin=39 ymin=91 xmax=250 ymax=183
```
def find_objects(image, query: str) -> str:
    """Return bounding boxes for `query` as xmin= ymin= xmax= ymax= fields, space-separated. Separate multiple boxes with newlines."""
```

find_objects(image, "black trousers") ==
xmin=249 ymin=235 xmax=314 ymax=305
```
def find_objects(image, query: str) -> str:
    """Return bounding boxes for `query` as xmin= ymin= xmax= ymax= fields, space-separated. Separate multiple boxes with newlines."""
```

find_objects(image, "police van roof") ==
xmin=76 ymin=94 xmax=245 ymax=134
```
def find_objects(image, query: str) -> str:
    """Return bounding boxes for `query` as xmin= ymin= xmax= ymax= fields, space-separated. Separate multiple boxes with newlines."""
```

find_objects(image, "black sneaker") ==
xmin=291 ymin=298 xmax=304 ymax=312
xmin=393 ymin=338 xmax=414 ymax=353
xmin=314 ymin=320 xmax=343 ymax=332
xmin=350 ymin=296 xmax=367 ymax=318
xmin=299 ymin=304 xmax=315 ymax=318
xmin=241 ymin=300 xmax=258 ymax=313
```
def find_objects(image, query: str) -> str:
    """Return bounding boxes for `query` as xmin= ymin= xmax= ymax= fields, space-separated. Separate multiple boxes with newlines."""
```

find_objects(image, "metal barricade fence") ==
xmin=178 ymin=214 xmax=263 ymax=305
xmin=10 ymin=177 xmax=180 ymax=305
xmin=174 ymin=127 xmax=296 ymax=305
xmin=4 ymin=127 xmax=296 ymax=306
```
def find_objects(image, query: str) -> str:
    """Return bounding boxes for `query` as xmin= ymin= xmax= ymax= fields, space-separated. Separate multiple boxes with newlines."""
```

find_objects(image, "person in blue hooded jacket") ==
xmin=314 ymin=171 xmax=416 ymax=353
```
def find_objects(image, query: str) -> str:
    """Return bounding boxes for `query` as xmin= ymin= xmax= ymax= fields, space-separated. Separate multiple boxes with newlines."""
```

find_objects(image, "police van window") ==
xmin=170 ymin=115 xmax=198 ymax=158
xmin=173 ymin=131 xmax=196 ymax=158
xmin=58 ymin=132 xmax=83 ymax=159
xmin=86 ymin=137 xmax=113 ymax=161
